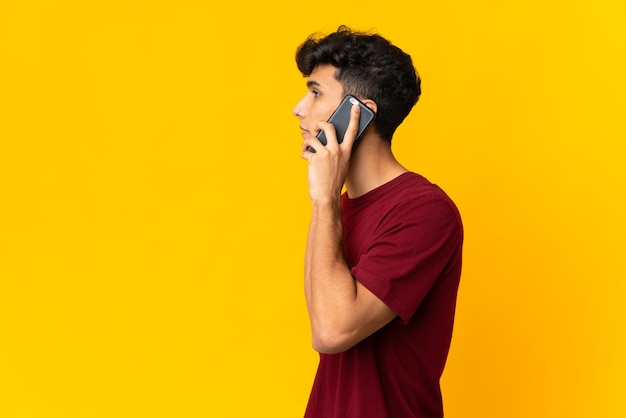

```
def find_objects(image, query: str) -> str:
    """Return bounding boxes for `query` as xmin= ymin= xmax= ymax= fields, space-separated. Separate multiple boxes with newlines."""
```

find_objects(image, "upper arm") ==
xmin=312 ymin=279 xmax=397 ymax=354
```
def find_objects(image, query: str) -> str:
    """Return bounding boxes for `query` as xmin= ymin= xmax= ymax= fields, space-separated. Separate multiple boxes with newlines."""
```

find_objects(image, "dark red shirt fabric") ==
xmin=304 ymin=172 xmax=463 ymax=418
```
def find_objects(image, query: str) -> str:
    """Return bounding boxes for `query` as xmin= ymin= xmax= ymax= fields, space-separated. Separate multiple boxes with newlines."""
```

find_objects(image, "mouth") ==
xmin=299 ymin=126 xmax=310 ymax=137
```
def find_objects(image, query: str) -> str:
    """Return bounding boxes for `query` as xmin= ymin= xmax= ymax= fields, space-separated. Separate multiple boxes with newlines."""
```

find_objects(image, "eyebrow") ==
xmin=306 ymin=80 xmax=322 ymax=89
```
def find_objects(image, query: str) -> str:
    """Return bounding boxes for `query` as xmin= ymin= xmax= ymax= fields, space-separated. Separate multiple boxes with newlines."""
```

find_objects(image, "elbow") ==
xmin=311 ymin=328 xmax=356 ymax=354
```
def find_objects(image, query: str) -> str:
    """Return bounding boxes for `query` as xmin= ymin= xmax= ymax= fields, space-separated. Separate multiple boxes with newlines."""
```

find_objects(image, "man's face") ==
xmin=292 ymin=64 xmax=344 ymax=139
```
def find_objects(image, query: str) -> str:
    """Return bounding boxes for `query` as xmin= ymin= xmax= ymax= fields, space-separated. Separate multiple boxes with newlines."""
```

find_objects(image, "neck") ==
xmin=344 ymin=134 xmax=408 ymax=199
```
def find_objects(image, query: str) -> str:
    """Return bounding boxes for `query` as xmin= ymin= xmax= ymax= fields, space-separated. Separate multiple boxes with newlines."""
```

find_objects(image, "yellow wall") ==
xmin=1 ymin=1 xmax=624 ymax=417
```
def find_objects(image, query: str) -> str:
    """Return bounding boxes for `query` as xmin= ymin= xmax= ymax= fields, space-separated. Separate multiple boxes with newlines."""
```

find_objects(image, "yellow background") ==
xmin=1 ymin=1 xmax=624 ymax=417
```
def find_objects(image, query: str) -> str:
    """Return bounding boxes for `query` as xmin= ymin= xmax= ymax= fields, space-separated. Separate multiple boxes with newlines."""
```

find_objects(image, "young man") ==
xmin=293 ymin=27 xmax=464 ymax=417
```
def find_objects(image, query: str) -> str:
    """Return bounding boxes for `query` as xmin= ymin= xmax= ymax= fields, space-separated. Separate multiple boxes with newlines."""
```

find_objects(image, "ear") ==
xmin=360 ymin=98 xmax=378 ymax=114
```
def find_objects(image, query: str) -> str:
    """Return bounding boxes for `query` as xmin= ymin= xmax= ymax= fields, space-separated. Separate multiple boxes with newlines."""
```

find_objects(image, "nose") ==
xmin=292 ymin=96 xmax=306 ymax=118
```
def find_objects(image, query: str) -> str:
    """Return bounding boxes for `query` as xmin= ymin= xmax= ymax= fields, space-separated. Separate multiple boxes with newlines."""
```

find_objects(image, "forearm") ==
xmin=304 ymin=197 xmax=358 ymax=351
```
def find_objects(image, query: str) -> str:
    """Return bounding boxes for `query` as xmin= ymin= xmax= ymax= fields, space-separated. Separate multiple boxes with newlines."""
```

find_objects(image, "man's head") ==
xmin=295 ymin=26 xmax=421 ymax=142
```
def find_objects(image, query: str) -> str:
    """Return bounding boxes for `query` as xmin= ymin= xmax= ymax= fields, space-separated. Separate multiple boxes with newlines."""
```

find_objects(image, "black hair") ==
xmin=295 ymin=26 xmax=421 ymax=141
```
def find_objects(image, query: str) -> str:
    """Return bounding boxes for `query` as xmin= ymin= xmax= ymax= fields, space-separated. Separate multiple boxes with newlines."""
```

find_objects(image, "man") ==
xmin=293 ymin=26 xmax=463 ymax=417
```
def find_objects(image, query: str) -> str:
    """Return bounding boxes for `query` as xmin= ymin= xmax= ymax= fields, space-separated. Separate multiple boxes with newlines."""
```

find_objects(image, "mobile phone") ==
xmin=308 ymin=95 xmax=375 ymax=152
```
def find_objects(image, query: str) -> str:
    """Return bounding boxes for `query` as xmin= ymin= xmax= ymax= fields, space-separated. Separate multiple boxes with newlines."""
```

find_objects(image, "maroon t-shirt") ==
xmin=304 ymin=172 xmax=463 ymax=418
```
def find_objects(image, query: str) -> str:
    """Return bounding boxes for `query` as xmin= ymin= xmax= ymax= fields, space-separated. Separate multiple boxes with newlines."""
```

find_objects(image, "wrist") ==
xmin=311 ymin=194 xmax=341 ymax=208
xmin=310 ymin=196 xmax=342 ymax=224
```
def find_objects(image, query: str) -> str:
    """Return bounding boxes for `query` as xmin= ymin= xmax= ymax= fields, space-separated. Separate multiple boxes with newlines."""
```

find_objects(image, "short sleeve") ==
xmin=350 ymin=195 xmax=462 ymax=324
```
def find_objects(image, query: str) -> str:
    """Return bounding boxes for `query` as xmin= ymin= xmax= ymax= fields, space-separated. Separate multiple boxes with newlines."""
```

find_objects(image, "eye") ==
xmin=311 ymin=90 xmax=320 ymax=97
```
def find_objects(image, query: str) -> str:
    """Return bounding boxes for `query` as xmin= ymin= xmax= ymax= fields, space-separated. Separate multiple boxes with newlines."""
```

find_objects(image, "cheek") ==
xmin=313 ymin=102 xmax=336 ymax=123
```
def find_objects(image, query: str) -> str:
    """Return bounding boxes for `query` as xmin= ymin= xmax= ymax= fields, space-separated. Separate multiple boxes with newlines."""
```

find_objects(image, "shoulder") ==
xmin=378 ymin=172 xmax=459 ymax=214
xmin=380 ymin=172 xmax=463 ymax=236
xmin=342 ymin=172 xmax=462 ymax=235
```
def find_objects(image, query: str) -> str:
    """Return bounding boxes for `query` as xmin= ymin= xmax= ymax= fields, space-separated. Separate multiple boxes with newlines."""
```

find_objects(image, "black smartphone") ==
xmin=308 ymin=95 xmax=375 ymax=152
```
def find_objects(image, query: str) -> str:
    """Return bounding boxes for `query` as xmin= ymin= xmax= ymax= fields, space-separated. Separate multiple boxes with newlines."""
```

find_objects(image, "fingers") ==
xmin=301 ymin=136 xmax=323 ymax=156
xmin=313 ymin=104 xmax=360 ymax=149
xmin=301 ymin=136 xmax=324 ymax=160
xmin=341 ymin=104 xmax=361 ymax=149
xmin=302 ymin=121 xmax=336 ymax=157
xmin=301 ymin=102 xmax=361 ymax=158
xmin=315 ymin=121 xmax=335 ymax=147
